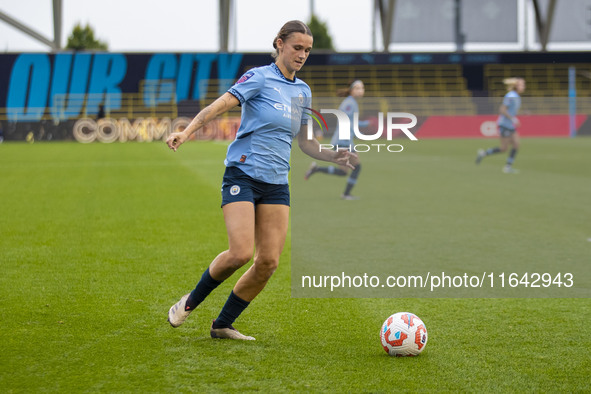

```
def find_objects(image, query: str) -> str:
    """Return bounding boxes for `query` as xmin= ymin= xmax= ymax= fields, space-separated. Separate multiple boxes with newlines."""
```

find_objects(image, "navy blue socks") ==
xmin=507 ymin=148 xmax=518 ymax=165
xmin=317 ymin=166 xmax=347 ymax=176
xmin=185 ymin=268 xmax=222 ymax=311
xmin=212 ymin=291 xmax=250 ymax=328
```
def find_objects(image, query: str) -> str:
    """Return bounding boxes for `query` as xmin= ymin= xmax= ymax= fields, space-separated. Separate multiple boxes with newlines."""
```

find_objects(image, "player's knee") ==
xmin=253 ymin=255 xmax=279 ymax=281
xmin=227 ymin=248 xmax=253 ymax=268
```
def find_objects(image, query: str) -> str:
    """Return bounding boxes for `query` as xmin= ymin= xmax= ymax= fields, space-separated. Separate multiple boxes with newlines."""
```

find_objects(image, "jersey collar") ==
xmin=271 ymin=63 xmax=296 ymax=83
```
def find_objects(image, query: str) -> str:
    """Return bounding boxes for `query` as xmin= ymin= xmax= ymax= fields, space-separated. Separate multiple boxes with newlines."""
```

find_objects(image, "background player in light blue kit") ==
xmin=476 ymin=77 xmax=526 ymax=173
xmin=305 ymin=80 xmax=367 ymax=199
xmin=165 ymin=21 xmax=354 ymax=340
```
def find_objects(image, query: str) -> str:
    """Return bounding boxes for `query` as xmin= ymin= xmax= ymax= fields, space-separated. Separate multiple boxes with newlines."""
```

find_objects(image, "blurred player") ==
xmin=475 ymin=77 xmax=525 ymax=173
xmin=165 ymin=21 xmax=354 ymax=340
xmin=305 ymin=80 xmax=367 ymax=199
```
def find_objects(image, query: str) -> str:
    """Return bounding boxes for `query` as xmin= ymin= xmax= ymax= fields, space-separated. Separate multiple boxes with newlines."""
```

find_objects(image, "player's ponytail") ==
xmin=272 ymin=20 xmax=313 ymax=59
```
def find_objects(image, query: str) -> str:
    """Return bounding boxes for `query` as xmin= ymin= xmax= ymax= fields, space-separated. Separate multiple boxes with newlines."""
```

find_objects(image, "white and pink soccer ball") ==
xmin=380 ymin=312 xmax=428 ymax=356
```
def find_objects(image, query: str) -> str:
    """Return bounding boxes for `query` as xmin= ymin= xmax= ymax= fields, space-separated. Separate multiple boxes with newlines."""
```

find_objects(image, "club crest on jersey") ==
xmin=236 ymin=72 xmax=254 ymax=84
xmin=230 ymin=185 xmax=240 ymax=196
xmin=298 ymin=93 xmax=304 ymax=105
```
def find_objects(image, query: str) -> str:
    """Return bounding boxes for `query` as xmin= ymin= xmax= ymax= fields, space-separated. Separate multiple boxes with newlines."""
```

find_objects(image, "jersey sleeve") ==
xmin=228 ymin=68 xmax=266 ymax=105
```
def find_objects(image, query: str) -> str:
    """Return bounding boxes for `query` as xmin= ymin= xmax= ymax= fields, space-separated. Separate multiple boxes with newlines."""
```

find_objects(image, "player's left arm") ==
xmin=297 ymin=127 xmax=357 ymax=169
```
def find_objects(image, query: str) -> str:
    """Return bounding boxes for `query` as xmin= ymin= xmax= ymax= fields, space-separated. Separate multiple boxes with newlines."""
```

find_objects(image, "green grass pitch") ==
xmin=0 ymin=138 xmax=589 ymax=392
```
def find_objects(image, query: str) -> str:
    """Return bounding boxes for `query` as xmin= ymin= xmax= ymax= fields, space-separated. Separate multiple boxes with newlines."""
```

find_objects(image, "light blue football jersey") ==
xmin=497 ymin=90 xmax=521 ymax=130
xmin=225 ymin=63 xmax=312 ymax=184
xmin=330 ymin=96 xmax=369 ymax=146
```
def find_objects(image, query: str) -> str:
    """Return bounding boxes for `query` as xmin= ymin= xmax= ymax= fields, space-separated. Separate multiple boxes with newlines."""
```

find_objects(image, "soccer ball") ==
xmin=380 ymin=312 xmax=428 ymax=356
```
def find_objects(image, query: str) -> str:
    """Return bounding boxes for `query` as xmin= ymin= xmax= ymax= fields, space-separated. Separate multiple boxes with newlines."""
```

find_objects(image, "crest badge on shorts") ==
xmin=230 ymin=185 xmax=241 ymax=196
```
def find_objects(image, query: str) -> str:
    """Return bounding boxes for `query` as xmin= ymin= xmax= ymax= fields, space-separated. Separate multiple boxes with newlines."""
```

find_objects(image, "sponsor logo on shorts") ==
xmin=230 ymin=185 xmax=240 ymax=195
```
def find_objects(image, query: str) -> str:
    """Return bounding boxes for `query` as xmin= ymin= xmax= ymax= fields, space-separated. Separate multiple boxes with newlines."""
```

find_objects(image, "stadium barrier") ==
xmin=1 ymin=56 xmax=590 ymax=141
xmin=2 ymin=96 xmax=590 ymax=142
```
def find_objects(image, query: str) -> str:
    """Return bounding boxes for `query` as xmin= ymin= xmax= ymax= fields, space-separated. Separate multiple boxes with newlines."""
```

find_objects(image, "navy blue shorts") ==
xmin=221 ymin=166 xmax=290 ymax=207
xmin=499 ymin=126 xmax=516 ymax=138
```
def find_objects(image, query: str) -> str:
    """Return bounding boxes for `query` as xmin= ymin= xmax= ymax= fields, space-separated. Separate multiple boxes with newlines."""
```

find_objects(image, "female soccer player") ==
xmin=165 ymin=20 xmax=354 ymax=340
xmin=476 ymin=77 xmax=526 ymax=173
xmin=304 ymin=80 xmax=367 ymax=199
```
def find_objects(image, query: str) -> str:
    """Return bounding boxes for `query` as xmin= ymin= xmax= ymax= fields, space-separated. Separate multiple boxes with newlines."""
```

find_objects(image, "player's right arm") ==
xmin=166 ymin=92 xmax=239 ymax=152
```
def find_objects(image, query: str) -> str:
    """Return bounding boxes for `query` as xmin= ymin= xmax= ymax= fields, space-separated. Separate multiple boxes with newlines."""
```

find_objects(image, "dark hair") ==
xmin=272 ymin=20 xmax=312 ymax=58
